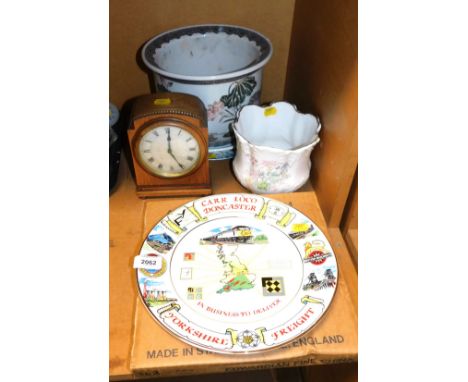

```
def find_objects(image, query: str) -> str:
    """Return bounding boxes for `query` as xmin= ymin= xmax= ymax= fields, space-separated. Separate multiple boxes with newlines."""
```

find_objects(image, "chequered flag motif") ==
xmin=262 ymin=277 xmax=285 ymax=296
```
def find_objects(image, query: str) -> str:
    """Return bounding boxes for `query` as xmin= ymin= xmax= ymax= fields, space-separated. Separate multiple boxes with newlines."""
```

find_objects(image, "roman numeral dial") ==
xmin=137 ymin=123 xmax=201 ymax=178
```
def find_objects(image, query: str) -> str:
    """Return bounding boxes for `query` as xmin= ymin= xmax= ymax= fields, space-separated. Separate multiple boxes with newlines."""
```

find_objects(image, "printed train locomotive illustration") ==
xmin=147 ymin=232 xmax=175 ymax=253
xmin=288 ymin=224 xmax=314 ymax=240
xmin=199 ymin=225 xmax=268 ymax=245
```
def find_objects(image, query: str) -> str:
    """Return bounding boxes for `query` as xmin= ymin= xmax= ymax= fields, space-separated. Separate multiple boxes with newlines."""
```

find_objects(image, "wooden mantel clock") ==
xmin=128 ymin=93 xmax=212 ymax=198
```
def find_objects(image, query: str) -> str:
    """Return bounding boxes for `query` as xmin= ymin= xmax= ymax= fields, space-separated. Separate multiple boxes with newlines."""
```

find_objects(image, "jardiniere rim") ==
xmin=142 ymin=24 xmax=273 ymax=82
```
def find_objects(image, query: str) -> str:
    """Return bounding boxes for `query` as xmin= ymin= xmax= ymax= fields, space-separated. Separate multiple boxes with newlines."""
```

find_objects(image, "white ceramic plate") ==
xmin=136 ymin=193 xmax=338 ymax=354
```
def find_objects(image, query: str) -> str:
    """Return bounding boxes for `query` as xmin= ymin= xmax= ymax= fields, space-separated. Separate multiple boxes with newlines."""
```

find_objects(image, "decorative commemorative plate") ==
xmin=135 ymin=193 xmax=338 ymax=354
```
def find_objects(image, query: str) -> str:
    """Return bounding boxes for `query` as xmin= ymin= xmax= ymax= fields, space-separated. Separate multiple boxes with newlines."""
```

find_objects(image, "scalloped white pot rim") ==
xmin=234 ymin=102 xmax=322 ymax=152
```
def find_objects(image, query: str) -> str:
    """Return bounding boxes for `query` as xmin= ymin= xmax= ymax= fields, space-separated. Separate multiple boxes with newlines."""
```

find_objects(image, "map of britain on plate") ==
xmin=135 ymin=193 xmax=338 ymax=354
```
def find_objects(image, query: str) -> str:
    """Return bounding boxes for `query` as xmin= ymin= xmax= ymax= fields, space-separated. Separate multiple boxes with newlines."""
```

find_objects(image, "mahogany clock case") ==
xmin=127 ymin=93 xmax=212 ymax=198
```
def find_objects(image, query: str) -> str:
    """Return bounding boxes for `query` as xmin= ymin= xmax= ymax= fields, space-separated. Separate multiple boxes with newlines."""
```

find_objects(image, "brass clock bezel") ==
xmin=133 ymin=117 xmax=207 ymax=179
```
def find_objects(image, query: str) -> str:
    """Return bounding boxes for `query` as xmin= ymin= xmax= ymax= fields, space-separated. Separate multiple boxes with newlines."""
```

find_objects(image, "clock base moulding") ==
xmin=136 ymin=184 xmax=212 ymax=198
xmin=129 ymin=157 xmax=212 ymax=198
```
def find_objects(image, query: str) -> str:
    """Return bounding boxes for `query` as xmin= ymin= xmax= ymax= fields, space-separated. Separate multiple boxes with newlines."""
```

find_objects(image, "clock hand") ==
xmin=166 ymin=128 xmax=172 ymax=153
xmin=165 ymin=128 xmax=184 ymax=169
xmin=169 ymin=151 xmax=185 ymax=169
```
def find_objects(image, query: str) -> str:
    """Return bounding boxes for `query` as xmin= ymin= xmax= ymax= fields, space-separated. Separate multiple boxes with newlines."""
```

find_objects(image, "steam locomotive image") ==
xmin=200 ymin=225 xmax=256 ymax=245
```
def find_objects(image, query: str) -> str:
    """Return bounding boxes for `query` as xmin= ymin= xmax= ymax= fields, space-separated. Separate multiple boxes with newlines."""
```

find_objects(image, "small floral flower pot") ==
xmin=232 ymin=102 xmax=321 ymax=194
xmin=142 ymin=24 xmax=273 ymax=159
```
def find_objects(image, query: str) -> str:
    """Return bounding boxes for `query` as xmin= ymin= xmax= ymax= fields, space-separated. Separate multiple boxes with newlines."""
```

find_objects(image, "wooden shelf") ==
xmin=110 ymin=0 xmax=357 ymax=379
xmin=109 ymin=155 xmax=357 ymax=380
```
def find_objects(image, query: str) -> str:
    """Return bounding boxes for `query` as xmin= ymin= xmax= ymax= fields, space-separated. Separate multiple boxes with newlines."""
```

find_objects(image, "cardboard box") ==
xmin=130 ymin=192 xmax=357 ymax=377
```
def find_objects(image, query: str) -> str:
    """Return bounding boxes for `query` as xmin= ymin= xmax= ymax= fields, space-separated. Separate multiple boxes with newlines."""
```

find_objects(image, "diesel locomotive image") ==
xmin=200 ymin=225 xmax=256 ymax=245
xmin=147 ymin=232 xmax=175 ymax=252
xmin=288 ymin=224 xmax=314 ymax=240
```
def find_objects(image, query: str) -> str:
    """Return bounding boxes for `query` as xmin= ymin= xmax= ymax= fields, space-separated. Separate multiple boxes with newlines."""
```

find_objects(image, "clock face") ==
xmin=137 ymin=123 xmax=202 ymax=178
